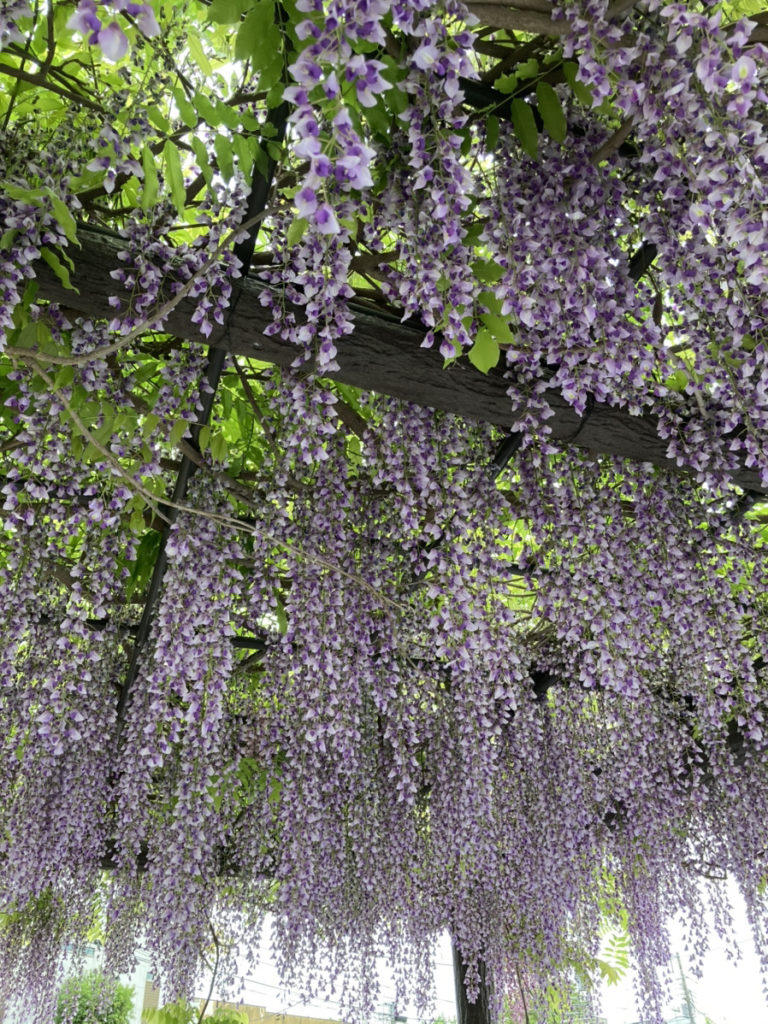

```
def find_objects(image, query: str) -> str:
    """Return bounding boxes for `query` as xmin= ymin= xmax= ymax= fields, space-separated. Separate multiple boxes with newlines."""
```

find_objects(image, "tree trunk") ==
xmin=453 ymin=946 xmax=493 ymax=1024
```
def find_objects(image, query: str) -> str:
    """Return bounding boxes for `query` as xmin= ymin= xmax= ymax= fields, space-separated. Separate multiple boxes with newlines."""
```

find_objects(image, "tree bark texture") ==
xmin=32 ymin=229 xmax=767 ymax=494
xmin=453 ymin=946 xmax=493 ymax=1024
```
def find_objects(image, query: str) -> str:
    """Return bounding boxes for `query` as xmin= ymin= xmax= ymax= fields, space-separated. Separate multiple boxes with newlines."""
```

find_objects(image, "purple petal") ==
xmin=137 ymin=6 xmax=161 ymax=38
xmin=97 ymin=22 xmax=129 ymax=61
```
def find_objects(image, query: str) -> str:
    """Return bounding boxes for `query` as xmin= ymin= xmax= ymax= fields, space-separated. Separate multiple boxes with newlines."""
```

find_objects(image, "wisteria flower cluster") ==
xmin=270 ymin=0 xmax=478 ymax=365
xmin=0 ymin=137 xmax=83 ymax=352
xmin=554 ymin=0 xmax=768 ymax=483
xmin=3 ymin=2 xmax=768 ymax=1024
xmin=1 ymin=344 xmax=767 ymax=1024
xmin=67 ymin=0 xmax=159 ymax=61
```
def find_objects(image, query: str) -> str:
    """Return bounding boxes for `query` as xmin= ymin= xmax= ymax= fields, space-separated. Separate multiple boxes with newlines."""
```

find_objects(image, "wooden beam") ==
xmin=31 ymin=229 xmax=766 ymax=493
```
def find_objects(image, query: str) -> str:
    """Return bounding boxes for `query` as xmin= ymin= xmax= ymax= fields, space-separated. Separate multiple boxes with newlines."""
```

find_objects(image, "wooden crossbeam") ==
xmin=31 ymin=228 xmax=765 ymax=494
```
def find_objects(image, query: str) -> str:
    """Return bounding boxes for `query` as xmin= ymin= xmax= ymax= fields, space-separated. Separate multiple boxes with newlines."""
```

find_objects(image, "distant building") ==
xmin=201 ymin=1001 xmax=342 ymax=1024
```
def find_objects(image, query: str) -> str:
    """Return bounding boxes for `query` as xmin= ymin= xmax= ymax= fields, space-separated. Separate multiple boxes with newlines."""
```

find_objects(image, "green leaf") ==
xmin=208 ymin=0 xmax=248 ymax=23
xmin=194 ymin=91 xmax=220 ymax=127
xmin=141 ymin=145 xmax=159 ymax=210
xmin=365 ymin=100 xmax=391 ymax=137
xmin=148 ymin=104 xmax=170 ymax=134
xmin=208 ymin=782 xmax=223 ymax=814
xmin=173 ymin=88 xmax=197 ymax=129
xmin=170 ymin=418 xmax=190 ymax=446
xmin=266 ymin=80 xmax=286 ymax=108
xmin=49 ymin=195 xmax=79 ymax=246
xmin=257 ymin=55 xmax=284 ymax=96
xmin=232 ymin=134 xmax=255 ymax=180
xmin=478 ymin=290 xmax=503 ymax=315
xmin=536 ymin=81 xmax=567 ymax=142
xmin=13 ymin=320 xmax=44 ymax=353
xmin=485 ymin=113 xmax=500 ymax=152
xmin=495 ymin=73 xmax=518 ymax=95
xmin=187 ymin=34 xmax=212 ymax=75
xmin=4 ymin=183 xmax=43 ymax=201
xmin=596 ymin=957 xmax=624 ymax=986
xmin=141 ymin=412 xmax=161 ymax=440
xmin=468 ymin=327 xmax=500 ymax=373
xmin=216 ymin=103 xmax=242 ymax=132
xmin=472 ymin=259 xmax=504 ymax=285
xmin=52 ymin=366 xmax=75 ymax=391
xmin=235 ymin=2 xmax=280 ymax=71
xmin=198 ymin=425 xmax=211 ymax=451
xmin=518 ymin=58 xmax=540 ymax=80
xmin=563 ymin=61 xmax=594 ymax=107
xmin=190 ymin=137 xmax=213 ymax=186
xmin=163 ymin=140 xmax=186 ymax=214
xmin=664 ymin=370 xmax=689 ymax=393
xmin=213 ymin=132 xmax=235 ymax=182
xmin=511 ymin=99 xmax=538 ymax=159
xmin=275 ymin=598 xmax=288 ymax=635
xmin=480 ymin=312 xmax=515 ymax=345
xmin=253 ymin=143 xmax=269 ymax=177
xmin=40 ymin=247 xmax=78 ymax=293
xmin=211 ymin=432 xmax=228 ymax=463
xmin=286 ymin=217 xmax=308 ymax=247
xmin=385 ymin=83 xmax=408 ymax=115
xmin=128 ymin=531 xmax=162 ymax=595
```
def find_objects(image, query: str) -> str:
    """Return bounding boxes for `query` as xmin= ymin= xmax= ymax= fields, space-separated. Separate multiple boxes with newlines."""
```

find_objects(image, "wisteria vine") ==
xmin=1 ymin=1 xmax=768 ymax=1023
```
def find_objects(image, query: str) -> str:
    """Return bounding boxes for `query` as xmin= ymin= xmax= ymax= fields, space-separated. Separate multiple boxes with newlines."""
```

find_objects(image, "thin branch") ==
xmin=515 ymin=965 xmax=531 ymax=1024
xmin=40 ymin=0 xmax=56 ymax=74
xmin=465 ymin=3 xmax=568 ymax=35
xmin=467 ymin=0 xmax=553 ymax=9
xmin=466 ymin=0 xmax=640 ymax=35
xmin=350 ymin=251 xmax=397 ymax=276
xmin=590 ymin=116 xmax=636 ymax=165
xmin=197 ymin=921 xmax=220 ymax=1024
xmin=0 ymin=61 xmax=104 ymax=111
xmin=334 ymin=395 xmax=368 ymax=438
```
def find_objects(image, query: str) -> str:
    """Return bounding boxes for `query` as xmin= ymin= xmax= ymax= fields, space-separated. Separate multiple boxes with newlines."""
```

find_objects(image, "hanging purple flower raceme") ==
xmin=111 ymin=480 xmax=246 ymax=1001
xmin=287 ymin=0 xmax=391 ymax=220
xmin=85 ymin=120 xmax=146 ymax=194
xmin=0 ymin=139 xmax=83 ymax=352
xmin=479 ymin=119 xmax=659 ymax=433
xmin=370 ymin=4 xmax=478 ymax=359
xmin=272 ymin=0 xmax=478 ymax=366
xmin=0 ymin=353 xmax=140 ymax=1022
xmin=259 ymin=191 xmax=356 ymax=372
xmin=110 ymin=176 xmax=249 ymax=341
xmin=263 ymin=0 xmax=395 ymax=370
xmin=556 ymin=0 xmax=768 ymax=483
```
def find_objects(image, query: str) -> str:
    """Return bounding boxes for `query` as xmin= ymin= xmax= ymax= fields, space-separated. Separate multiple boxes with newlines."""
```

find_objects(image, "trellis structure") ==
xmin=1 ymin=2 xmax=768 ymax=1024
